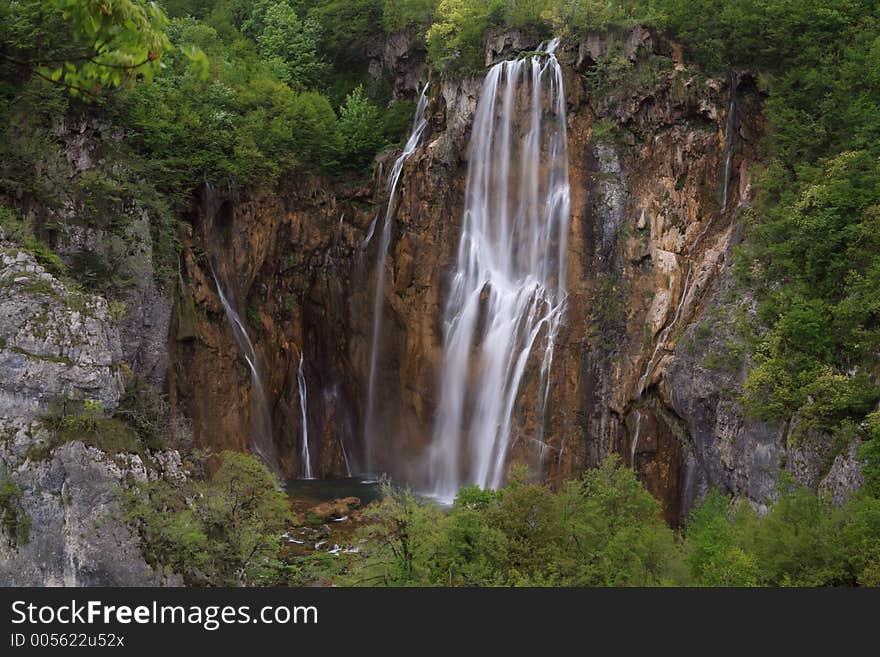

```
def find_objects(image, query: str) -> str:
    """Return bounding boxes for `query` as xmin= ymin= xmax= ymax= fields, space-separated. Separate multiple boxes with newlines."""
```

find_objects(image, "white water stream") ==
xmin=427 ymin=40 xmax=571 ymax=501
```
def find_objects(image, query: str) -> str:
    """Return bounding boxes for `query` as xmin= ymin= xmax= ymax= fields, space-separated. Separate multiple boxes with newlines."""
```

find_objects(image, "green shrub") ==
xmin=37 ymin=398 xmax=143 ymax=459
xmin=121 ymin=450 xmax=291 ymax=586
xmin=0 ymin=467 xmax=30 ymax=547
xmin=23 ymin=238 xmax=65 ymax=278
xmin=685 ymin=490 xmax=759 ymax=586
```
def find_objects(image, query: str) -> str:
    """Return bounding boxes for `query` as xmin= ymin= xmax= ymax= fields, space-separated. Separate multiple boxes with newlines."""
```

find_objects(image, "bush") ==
xmin=121 ymin=450 xmax=291 ymax=586
xmin=23 ymin=237 xmax=66 ymax=278
xmin=36 ymin=397 xmax=151 ymax=460
xmin=685 ymin=491 xmax=759 ymax=586
xmin=0 ymin=467 xmax=30 ymax=547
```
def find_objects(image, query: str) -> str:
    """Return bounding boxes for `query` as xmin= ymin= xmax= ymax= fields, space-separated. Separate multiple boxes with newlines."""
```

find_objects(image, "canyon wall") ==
xmin=170 ymin=28 xmax=861 ymax=520
xmin=0 ymin=236 xmax=179 ymax=584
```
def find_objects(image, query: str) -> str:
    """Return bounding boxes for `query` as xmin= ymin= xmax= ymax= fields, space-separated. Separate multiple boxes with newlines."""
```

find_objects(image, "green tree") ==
xmin=196 ymin=451 xmax=291 ymax=585
xmin=337 ymin=85 xmax=385 ymax=170
xmin=745 ymin=480 xmax=848 ymax=586
xmin=426 ymin=0 xmax=504 ymax=72
xmin=288 ymin=91 xmax=342 ymax=167
xmin=560 ymin=456 xmax=685 ymax=586
xmin=431 ymin=504 xmax=509 ymax=585
xmin=348 ymin=481 xmax=444 ymax=585
xmin=254 ymin=1 xmax=328 ymax=89
xmin=486 ymin=465 xmax=569 ymax=583
xmin=0 ymin=0 xmax=179 ymax=97
xmin=839 ymin=495 xmax=880 ymax=586
xmin=685 ymin=491 xmax=759 ymax=586
xmin=121 ymin=450 xmax=291 ymax=586
xmin=857 ymin=411 xmax=880 ymax=499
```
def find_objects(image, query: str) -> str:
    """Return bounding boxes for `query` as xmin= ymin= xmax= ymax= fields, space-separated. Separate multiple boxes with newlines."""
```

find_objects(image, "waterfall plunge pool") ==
xmin=284 ymin=477 xmax=384 ymax=508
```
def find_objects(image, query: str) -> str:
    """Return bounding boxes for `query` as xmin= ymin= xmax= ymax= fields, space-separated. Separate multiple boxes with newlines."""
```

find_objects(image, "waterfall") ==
xmin=720 ymin=73 xmax=739 ymax=212
xmin=210 ymin=266 xmax=278 ymax=470
xmin=630 ymin=410 xmax=643 ymax=467
xmin=363 ymin=84 xmax=430 ymax=469
xmin=297 ymin=352 xmax=313 ymax=479
xmin=427 ymin=40 xmax=571 ymax=501
xmin=339 ymin=432 xmax=352 ymax=477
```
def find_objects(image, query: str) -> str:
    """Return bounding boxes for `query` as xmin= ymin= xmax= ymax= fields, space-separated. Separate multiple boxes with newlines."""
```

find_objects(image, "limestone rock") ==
xmin=485 ymin=29 xmax=537 ymax=67
xmin=819 ymin=441 xmax=865 ymax=506
xmin=0 ymin=239 xmax=124 ymax=420
xmin=0 ymin=433 xmax=180 ymax=586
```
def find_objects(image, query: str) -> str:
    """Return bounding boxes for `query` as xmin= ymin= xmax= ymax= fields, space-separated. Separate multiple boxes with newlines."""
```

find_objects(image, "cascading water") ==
xmin=210 ymin=265 xmax=278 ymax=470
xmin=720 ymin=73 xmax=739 ymax=213
xmin=363 ymin=84 xmax=430 ymax=469
xmin=297 ymin=352 xmax=313 ymax=479
xmin=630 ymin=410 xmax=643 ymax=467
xmin=427 ymin=40 xmax=571 ymax=502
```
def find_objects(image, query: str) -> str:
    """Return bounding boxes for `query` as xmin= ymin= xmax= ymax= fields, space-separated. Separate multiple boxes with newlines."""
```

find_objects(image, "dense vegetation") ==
xmin=0 ymin=0 xmax=416 ymax=294
xmin=336 ymin=458 xmax=880 ymax=587
xmin=124 ymin=454 xmax=880 ymax=586
xmin=121 ymin=450 xmax=292 ymax=586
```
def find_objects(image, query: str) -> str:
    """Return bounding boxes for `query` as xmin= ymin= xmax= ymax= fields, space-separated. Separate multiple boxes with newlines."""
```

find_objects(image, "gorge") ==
xmin=163 ymin=26 xmax=862 ymax=524
xmin=1 ymin=0 xmax=877 ymax=587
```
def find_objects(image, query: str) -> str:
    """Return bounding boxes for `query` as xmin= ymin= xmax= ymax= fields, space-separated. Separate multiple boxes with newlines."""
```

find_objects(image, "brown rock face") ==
xmin=357 ymin=33 xmax=766 ymax=521
xmin=170 ymin=30 xmax=800 ymax=521
xmin=170 ymin=175 xmax=375 ymax=479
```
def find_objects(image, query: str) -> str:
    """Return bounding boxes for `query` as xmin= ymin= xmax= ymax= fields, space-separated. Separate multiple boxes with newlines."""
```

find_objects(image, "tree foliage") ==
xmin=0 ymin=0 xmax=182 ymax=97
xmin=252 ymin=1 xmax=327 ymax=89
xmin=347 ymin=456 xmax=687 ymax=586
xmin=337 ymin=85 xmax=385 ymax=171
xmin=121 ymin=450 xmax=291 ymax=586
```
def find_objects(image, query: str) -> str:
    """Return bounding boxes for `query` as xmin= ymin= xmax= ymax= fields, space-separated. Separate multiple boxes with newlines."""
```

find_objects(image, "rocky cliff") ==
xmin=355 ymin=27 xmax=773 ymax=521
xmin=169 ymin=28 xmax=864 ymax=521
xmin=1 ymin=26 xmax=864 ymax=588
xmin=0 ymin=236 xmax=179 ymax=584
